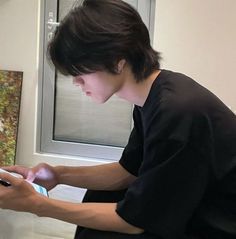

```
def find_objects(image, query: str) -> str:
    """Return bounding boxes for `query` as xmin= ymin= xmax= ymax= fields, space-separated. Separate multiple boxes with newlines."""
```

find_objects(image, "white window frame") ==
xmin=37 ymin=0 xmax=156 ymax=161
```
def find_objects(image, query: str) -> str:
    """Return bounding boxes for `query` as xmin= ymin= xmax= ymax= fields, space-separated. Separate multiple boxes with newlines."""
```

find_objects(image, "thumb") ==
xmin=26 ymin=170 xmax=36 ymax=182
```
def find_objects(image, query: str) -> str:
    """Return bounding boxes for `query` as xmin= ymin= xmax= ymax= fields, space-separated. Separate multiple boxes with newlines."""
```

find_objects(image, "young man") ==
xmin=1 ymin=0 xmax=236 ymax=238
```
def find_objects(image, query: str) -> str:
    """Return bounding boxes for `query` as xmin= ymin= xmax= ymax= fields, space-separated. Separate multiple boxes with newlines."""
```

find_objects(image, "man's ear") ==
xmin=117 ymin=59 xmax=126 ymax=74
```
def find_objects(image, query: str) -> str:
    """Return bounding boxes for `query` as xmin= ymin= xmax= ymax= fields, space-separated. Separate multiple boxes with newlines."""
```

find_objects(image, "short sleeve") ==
xmin=116 ymin=107 xmax=211 ymax=238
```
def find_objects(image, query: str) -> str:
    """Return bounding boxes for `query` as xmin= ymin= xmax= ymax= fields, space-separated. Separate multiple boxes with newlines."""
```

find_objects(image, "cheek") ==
xmin=91 ymin=86 xmax=114 ymax=103
xmin=88 ymin=75 xmax=119 ymax=101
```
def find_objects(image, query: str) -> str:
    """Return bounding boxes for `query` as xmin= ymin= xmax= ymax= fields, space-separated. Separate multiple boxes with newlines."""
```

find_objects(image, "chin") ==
xmin=92 ymin=97 xmax=109 ymax=104
xmin=90 ymin=93 xmax=113 ymax=104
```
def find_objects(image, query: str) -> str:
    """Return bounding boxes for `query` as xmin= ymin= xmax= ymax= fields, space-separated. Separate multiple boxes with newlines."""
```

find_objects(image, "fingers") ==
xmin=1 ymin=165 xmax=28 ymax=178
xmin=1 ymin=165 xmax=20 ymax=171
xmin=0 ymin=172 xmax=21 ymax=186
xmin=29 ymin=163 xmax=54 ymax=181
xmin=25 ymin=164 xmax=46 ymax=182
xmin=26 ymin=165 xmax=50 ymax=183
xmin=26 ymin=170 xmax=36 ymax=182
xmin=1 ymin=163 xmax=54 ymax=187
xmin=1 ymin=165 xmax=38 ymax=182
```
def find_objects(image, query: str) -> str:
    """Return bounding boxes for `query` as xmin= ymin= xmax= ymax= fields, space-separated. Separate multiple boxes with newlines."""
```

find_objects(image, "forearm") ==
xmin=34 ymin=196 xmax=143 ymax=234
xmin=55 ymin=162 xmax=136 ymax=191
xmin=0 ymin=170 xmax=142 ymax=234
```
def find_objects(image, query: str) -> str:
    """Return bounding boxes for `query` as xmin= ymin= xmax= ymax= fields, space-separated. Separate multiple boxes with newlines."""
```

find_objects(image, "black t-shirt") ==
xmin=116 ymin=70 xmax=236 ymax=239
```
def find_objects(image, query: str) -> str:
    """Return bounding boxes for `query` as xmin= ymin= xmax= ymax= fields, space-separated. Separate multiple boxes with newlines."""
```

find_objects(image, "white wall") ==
xmin=0 ymin=0 xmax=235 ymax=238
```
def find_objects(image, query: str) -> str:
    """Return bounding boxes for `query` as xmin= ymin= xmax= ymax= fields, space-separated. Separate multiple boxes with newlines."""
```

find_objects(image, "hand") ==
xmin=0 ymin=172 xmax=39 ymax=212
xmin=2 ymin=163 xmax=59 ymax=191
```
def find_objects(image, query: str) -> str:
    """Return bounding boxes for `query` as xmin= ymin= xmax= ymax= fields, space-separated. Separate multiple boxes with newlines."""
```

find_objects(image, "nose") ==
xmin=73 ymin=77 xmax=84 ymax=86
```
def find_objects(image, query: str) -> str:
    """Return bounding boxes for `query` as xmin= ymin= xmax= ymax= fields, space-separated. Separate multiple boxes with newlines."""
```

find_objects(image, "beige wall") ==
xmin=0 ymin=0 xmax=235 ymax=238
xmin=0 ymin=1 xmax=81 ymax=238
xmin=154 ymin=0 xmax=236 ymax=112
xmin=0 ymin=0 xmax=39 ymax=164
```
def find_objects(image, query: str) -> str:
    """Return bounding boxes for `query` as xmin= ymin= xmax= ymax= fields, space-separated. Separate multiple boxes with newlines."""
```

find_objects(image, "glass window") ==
xmin=54 ymin=74 xmax=132 ymax=147
xmin=39 ymin=0 xmax=156 ymax=160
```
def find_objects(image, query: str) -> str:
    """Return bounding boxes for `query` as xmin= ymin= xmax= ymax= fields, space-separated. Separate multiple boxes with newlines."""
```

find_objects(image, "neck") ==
xmin=116 ymin=67 xmax=161 ymax=107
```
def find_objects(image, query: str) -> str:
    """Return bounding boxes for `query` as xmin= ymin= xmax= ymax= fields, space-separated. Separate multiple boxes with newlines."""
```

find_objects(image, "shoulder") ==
xmin=142 ymin=70 xmax=200 ymax=120
xmin=140 ymin=70 xmax=222 ymax=139
xmin=150 ymin=70 xmax=223 ymax=116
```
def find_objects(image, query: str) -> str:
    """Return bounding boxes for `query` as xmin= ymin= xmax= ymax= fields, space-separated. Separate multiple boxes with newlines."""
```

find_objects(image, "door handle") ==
xmin=47 ymin=19 xmax=60 ymax=30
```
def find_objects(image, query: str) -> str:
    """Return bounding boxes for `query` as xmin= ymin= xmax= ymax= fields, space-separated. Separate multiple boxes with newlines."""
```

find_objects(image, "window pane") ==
xmin=54 ymin=74 xmax=133 ymax=147
xmin=58 ymin=0 xmax=81 ymax=20
xmin=54 ymin=0 xmax=137 ymax=147
xmin=40 ymin=0 xmax=154 ymax=159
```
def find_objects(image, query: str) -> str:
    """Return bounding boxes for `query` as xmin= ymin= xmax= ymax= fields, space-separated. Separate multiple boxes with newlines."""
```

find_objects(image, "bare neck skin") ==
xmin=116 ymin=65 xmax=161 ymax=107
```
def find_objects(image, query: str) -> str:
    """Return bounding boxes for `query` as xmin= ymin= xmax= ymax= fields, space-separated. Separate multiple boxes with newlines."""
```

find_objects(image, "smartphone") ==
xmin=29 ymin=182 xmax=48 ymax=197
xmin=0 ymin=168 xmax=48 ymax=197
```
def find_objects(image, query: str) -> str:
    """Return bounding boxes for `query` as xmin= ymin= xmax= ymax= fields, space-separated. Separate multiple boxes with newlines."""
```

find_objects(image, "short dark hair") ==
xmin=48 ymin=0 xmax=161 ymax=82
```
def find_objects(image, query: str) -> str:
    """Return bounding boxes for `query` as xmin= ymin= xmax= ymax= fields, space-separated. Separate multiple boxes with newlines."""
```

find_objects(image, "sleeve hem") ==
xmin=119 ymin=160 xmax=138 ymax=177
xmin=116 ymin=200 xmax=144 ymax=231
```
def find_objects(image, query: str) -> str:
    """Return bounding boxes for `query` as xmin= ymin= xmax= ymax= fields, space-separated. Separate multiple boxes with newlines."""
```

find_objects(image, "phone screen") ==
xmin=30 ymin=182 xmax=49 ymax=197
